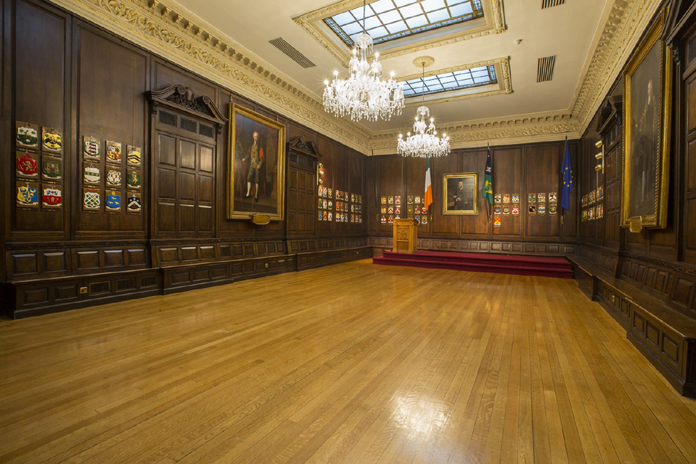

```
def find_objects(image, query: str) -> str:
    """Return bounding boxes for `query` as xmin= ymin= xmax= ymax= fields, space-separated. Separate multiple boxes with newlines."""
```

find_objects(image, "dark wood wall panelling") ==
xmin=11 ymin=0 xmax=67 ymax=238
xmin=1 ymin=0 xmax=369 ymax=318
xmin=570 ymin=4 xmax=696 ymax=396
xmin=367 ymin=141 xmax=579 ymax=255
xmin=1 ymin=0 xmax=7 ymax=284
xmin=685 ymin=24 xmax=696 ymax=264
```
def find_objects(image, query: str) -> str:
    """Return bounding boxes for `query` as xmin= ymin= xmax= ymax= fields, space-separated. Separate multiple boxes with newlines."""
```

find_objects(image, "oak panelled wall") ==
xmin=367 ymin=141 xmax=579 ymax=256
xmin=570 ymin=3 xmax=696 ymax=396
xmin=0 ymin=0 xmax=368 ymax=318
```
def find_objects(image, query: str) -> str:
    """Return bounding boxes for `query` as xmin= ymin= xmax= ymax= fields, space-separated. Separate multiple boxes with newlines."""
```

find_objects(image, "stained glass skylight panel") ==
xmin=324 ymin=0 xmax=484 ymax=47
xmin=401 ymin=65 xmax=497 ymax=97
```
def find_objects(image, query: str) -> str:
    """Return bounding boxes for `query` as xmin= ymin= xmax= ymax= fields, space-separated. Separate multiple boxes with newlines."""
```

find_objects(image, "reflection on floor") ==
xmin=1 ymin=260 xmax=695 ymax=463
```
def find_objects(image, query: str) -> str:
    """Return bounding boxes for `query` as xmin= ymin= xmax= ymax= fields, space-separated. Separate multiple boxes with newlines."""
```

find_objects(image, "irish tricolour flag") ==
xmin=424 ymin=158 xmax=433 ymax=210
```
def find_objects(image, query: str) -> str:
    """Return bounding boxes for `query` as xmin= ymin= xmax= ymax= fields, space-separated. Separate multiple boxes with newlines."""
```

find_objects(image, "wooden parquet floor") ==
xmin=2 ymin=260 xmax=696 ymax=464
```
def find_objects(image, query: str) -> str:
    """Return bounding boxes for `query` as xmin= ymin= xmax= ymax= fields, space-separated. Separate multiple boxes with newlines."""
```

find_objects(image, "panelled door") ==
xmin=286 ymin=153 xmax=316 ymax=236
xmin=153 ymin=107 xmax=216 ymax=238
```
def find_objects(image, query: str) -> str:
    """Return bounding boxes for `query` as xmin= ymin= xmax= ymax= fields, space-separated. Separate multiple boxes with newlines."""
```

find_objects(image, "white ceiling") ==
xmin=174 ymin=0 xmax=611 ymax=133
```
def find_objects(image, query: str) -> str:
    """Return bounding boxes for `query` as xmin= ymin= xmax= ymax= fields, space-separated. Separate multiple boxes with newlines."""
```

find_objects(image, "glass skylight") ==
xmin=401 ymin=65 xmax=497 ymax=97
xmin=324 ymin=0 xmax=484 ymax=47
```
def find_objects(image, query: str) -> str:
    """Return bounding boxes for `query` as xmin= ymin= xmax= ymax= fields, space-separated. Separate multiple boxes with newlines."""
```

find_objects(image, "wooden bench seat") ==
xmin=568 ymin=255 xmax=696 ymax=396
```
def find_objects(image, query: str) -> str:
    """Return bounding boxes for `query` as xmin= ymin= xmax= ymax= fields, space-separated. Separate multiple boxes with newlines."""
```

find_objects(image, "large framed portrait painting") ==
xmin=443 ymin=173 xmax=478 ymax=215
xmin=622 ymin=11 xmax=672 ymax=232
xmin=227 ymin=104 xmax=286 ymax=221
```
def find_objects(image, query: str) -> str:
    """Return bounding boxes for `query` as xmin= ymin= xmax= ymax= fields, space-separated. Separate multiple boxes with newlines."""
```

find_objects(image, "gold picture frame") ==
xmin=227 ymin=104 xmax=286 ymax=221
xmin=622 ymin=10 xmax=672 ymax=233
xmin=443 ymin=173 xmax=478 ymax=215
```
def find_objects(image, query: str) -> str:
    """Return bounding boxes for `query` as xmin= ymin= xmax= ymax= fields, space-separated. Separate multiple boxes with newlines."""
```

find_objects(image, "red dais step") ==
xmin=373 ymin=251 xmax=572 ymax=279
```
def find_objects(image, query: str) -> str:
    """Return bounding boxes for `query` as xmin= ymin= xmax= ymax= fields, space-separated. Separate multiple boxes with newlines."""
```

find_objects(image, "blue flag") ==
xmin=560 ymin=140 xmax=573 ymax=211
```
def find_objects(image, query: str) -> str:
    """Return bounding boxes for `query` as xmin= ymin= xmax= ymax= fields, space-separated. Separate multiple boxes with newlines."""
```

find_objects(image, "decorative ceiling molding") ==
xmin=401 ymin=56 xmax=512 ymax=107
xmin=48 ymin=0 xmax=372 ymax=153
xmin=371 ymin=0 xmax=663 ymax=153
xmin=293 ymin=0 xmax=507 ymax=68
xmin=570 ymin=0 xmax=662 ymax=132
xmin=48 ymin=0 xmax=661 ymax=156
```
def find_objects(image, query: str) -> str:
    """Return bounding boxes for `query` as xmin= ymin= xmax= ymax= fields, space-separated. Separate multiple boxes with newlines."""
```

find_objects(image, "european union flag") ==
xmin=560 ymin=140 xmax=573 ymax=211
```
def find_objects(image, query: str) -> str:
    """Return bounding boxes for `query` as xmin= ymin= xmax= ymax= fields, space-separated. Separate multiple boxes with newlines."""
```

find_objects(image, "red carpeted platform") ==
xmin=373 ymin=250 xmax=573 ymax=278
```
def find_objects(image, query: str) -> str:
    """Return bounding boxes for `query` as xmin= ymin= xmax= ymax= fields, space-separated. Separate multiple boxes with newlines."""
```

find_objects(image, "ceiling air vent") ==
xmin=537 ymin=55 xmax=557 ymax=83
xmin=542 ymin=0 xmax=565 ymax=8
xmin=269 ymin=37 xmax=316 ymax=69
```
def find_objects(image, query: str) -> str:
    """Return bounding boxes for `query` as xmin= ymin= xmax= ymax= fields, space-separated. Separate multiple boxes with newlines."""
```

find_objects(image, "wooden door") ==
xmin=286 ymin=154 xmax=316 ymax=237
xmin=152 ymin=107 xmax=216 ymax=238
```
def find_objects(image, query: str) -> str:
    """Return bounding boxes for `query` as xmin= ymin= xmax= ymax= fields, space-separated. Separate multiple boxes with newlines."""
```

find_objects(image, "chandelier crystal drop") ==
xmin=322 ymin=1 xmax=404 ymax=122
xmin=397 ymin=59 xmax=451 ymax=158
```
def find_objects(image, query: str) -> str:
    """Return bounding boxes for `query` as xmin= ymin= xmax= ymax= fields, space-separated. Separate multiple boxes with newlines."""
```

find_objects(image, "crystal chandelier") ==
xmin=323 ymin=1 xmax=404 ymax=122
xmin=397 ymin=59 xmax=450 ymax=158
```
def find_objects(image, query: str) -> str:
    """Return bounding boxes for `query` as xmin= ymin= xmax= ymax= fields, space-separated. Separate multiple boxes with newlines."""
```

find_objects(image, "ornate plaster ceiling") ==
xmin=51 ymin=0 xmax=662 ymax=154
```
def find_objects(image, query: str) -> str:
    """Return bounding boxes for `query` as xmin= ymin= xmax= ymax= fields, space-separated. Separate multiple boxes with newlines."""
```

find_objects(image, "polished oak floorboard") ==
xmin=2 ymin=260 xmax=696 ymax=463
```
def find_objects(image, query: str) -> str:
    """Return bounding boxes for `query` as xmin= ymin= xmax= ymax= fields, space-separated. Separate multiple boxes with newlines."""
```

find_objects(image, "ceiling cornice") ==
xmin=48 ymin=0 xmax=372 ymax=153
xmin=47 ymin=0 xmax=662 ymax=156
xmin=571 ymin=0 xmax=662 ymax=131
xmin=370 ymin=0 xmax=664 ymax=153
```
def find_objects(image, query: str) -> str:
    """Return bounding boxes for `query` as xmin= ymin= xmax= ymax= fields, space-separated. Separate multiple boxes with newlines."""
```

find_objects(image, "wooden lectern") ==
xmin=393 ymin=218 xmax=419 ymax=253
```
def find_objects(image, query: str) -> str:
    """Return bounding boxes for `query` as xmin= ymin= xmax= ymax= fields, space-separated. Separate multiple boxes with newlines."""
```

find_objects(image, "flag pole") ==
xmin=561 ymin=136 xmax=567 ymax=225
xmin=487 ymin=141 xmax=491 ymax=224
xmin=561 ymin=135 xmax=569 ymax=226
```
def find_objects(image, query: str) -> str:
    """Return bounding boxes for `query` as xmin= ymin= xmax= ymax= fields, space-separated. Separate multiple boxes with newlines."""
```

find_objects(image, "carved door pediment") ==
xmin=146 ymin=84 xmax=227 ymax=131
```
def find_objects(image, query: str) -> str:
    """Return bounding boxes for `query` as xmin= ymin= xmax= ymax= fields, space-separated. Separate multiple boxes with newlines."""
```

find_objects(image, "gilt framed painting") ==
xmin=227 ymin=104 xmax=286 ymax=221
xmin=622 ymin=11 xmax=672 ymax=233
xmin=443 ymin=173 xmax=478 ymax=215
